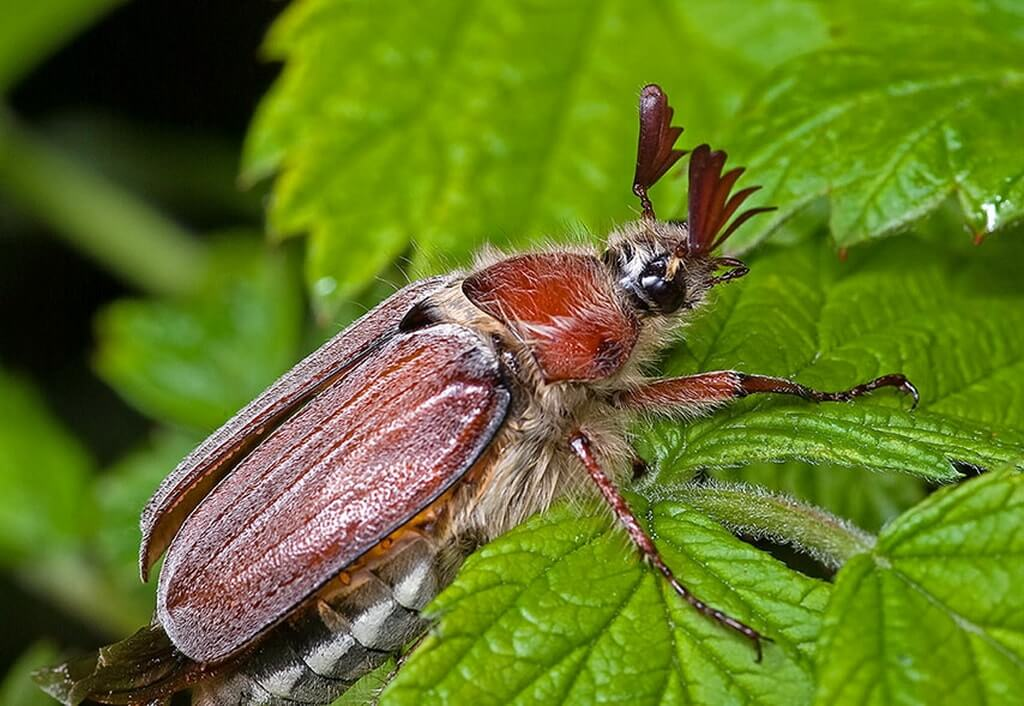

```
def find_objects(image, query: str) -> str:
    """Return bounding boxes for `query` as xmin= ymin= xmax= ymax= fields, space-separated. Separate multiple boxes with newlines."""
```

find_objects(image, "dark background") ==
xmin=0 ymin=0 xmax=280 ymax=674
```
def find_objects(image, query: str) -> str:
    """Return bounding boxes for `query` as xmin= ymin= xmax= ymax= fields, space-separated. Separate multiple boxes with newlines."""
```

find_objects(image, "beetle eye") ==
xmin=639 ymin=257 xmax=666 ymax=283
xmin=639 ymin=256 xmax=686 ymax=313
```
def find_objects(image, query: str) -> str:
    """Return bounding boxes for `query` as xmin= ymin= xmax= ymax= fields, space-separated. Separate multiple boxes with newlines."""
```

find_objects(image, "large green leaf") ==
xmin=0 ymin=369 xmax=93 ymax=563
xmin=244 ymin=0 xmax=828 ymax=316
xmin=0 ymin=0 xmax=121 ymax=93
xmin=94 ymin=236 xmax=304 ymax=430
xmin=814 ymin=470 xmax=1024 ymax=705
xmin=727 ymin=0 xmax=1024 ymax=251
xmin=383 ymin=499 xmax=830 ymax=706
xmin=642 ymin=235 xmax=1024 ymax=484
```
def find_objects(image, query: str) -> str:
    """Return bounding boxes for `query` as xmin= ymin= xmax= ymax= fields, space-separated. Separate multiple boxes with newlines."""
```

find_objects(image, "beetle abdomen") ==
xmin=35 ymin=535 xmax=456 ymax=705
xmin=194 ymin=535 xmax=444 ymax=706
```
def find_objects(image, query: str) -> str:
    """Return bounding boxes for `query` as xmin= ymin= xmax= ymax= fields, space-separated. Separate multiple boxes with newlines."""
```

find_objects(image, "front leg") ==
xmin=617 ymin=370 xmax=918 ymax=414
xmin=568 ymin=431 xmax=769 ymax=661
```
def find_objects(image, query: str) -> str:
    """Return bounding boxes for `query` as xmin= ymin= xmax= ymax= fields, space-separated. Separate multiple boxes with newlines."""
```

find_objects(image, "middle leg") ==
xmin=568 ymin=431 xmax=769 ymax=661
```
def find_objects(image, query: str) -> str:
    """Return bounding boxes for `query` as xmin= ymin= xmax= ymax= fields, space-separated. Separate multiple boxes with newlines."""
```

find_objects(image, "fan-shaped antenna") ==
xmin=632 ymin=84 xmax=687 ymax=220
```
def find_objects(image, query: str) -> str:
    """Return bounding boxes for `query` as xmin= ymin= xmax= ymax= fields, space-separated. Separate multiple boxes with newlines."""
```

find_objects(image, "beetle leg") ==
xmin=617 ymin=370 xmax=918 ymax=413
xmin=567 ymin=432 xmax=769 ymax=661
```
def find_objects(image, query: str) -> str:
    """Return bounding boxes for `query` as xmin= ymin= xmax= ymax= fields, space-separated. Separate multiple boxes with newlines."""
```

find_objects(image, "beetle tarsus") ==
xmin=658 ymin=561 xmax=771 ymax=662
xmin=568 ymin=432 xmax=769 ymax=661
xmin=736 ymin=372 xmax=919 ymax=410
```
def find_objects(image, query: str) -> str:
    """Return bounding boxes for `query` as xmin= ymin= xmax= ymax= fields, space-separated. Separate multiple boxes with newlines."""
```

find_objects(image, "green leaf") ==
xmin=244 ymin=0 xmax=828 ymax=316
xmin=383 ymin=499 xmax=829 ymax=706
xmin=0 ymin=642 xmax=60 ymax=706
xmin=0 ymin=0 xmax=121 ymax=93
xmin=95 ymin=236 xmax=304 ymax=430
xmin=644 ymin=235 xmax=1024 ymax=484
xmin=0 ymin=369 xmax=93 ymax=563
xmin=728 ymin=0 xmax=1024 ymax=251
xmin=814 ymin=470 xmax=1024 ymax=705
xmin=330 ymin=658 xmax=395 ymax=706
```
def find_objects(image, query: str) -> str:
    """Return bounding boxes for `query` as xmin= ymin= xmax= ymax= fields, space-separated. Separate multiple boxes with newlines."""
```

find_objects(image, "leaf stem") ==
xmin=0 ymin=107 xmax=207 ymax=295
xmin=646 ymin=480 xmax=876 ymax=569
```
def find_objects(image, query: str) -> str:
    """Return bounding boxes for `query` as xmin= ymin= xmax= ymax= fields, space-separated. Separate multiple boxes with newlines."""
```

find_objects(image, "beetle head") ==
xmin=602 ymin=84 xmax=773 ymax=315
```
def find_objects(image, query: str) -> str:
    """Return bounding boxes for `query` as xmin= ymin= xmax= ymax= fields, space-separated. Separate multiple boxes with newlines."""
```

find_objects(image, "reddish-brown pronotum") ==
xmin=37 ymin=84 xmax=917 ymax=706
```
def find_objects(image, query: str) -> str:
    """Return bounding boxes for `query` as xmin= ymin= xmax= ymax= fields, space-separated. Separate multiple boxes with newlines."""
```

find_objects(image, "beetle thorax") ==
xmin=413 ymin=263 xmax=645 ymax=541
xmin=402 ymin=237 xmax=720 ymax=543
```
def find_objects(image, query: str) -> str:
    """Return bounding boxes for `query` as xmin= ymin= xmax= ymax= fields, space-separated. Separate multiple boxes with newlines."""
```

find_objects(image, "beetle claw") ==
xmin=900 ymin=378 xmax=921 ymax=411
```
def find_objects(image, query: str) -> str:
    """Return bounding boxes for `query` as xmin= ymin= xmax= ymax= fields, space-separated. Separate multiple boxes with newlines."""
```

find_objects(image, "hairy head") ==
xmin=604 ymin=84 xmax=774 ymax=315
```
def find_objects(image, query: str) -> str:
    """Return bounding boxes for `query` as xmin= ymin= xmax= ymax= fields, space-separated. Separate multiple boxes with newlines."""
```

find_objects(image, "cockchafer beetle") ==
xmin=36 ymin=84 xmax=917 ymax=706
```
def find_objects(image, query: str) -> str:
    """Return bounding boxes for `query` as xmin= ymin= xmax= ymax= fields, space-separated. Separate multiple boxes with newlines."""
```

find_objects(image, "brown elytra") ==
xmin=36 ymin=84 xmax=916 ymax=706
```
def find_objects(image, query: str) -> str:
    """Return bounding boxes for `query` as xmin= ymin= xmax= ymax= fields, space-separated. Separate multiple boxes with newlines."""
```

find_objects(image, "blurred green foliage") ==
xmin=95 ymin=237 xmax=304 ymax=430
xmin=0 ymin=0 xmax=122 ymax=93
xmin=0 ymin=1 xmax=1023 ymax=705
xmin=0 ymin=643 xmax=59 ymax=706
xmin=0 ymin=372 xmax=92 ymax=562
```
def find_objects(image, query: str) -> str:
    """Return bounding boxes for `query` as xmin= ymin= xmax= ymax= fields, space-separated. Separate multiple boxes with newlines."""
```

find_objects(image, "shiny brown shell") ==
xmin=138 ymin=276 xmax=457 ymax=580
xmin=154 ymin=323 xmax=509 ymax=663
